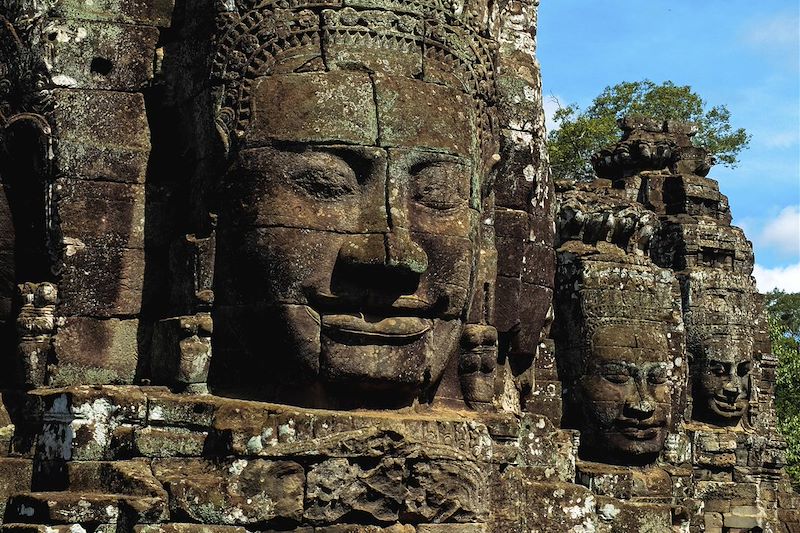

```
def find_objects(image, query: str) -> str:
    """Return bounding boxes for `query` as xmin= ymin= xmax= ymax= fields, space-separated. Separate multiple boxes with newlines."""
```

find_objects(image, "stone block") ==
xmin=576 ymin=463 xmax=672 ymax=500
xmin=153 ymin=458 xmax=305 ymax=525
xmin=316 ymin=527 xmax=414 ymax=533
xmin=526 ymin=380 xmax=562 ymax=425
xmin=66 ymin=460 xmax=166 ymax=497
xmin=51 ymin=0 xmax=175 ymax=26
xmin=135 ymin=527 xmax=249 ymax=533
xmin=248 ymin=72 xmax=377 ymax=146
xmin=594 ymin=498 xmax=674 ymax=532
xmin=133 ymin=524 xmax=247 ymax=533
xmin=6 ymin=492 xmax=166 ymax=524
xmin=51 ymin=318 xmax=139 ymax=385
xmin=513 ymin=283 xmax=552 ymax=355
xmin=57 ymin=245 xmax=145 ymax=316
xmin=490 ymin=471 xmax=596 ymax=533
xmin=374 ymin=75 xmax=475 ymax=154
xmin=41 ymin=20 xmax=159 ymax=90
xmin=54 ymin=178 xmax=145 ymax=249
xmin=494 ymin=275 xmax=521 ymax=332
xmin=134 ymin=426 xmax=207 ymax=457
xmin=494 ymin=207 xmax=529 ymax=241
xmin=496 ymin=235 xmax=523 ymax=278
xmin=146 ymin=391 xmax=217 ymax=428
xmin=495 ymin=129 xmax=539 ymax=210
xmin=0 ymin=458 xmax=33 ymax=519
xmin=495 ymin=66 xmax=540 ymax=134
xmin=417 ymin=526 xmax=486 ymax=533
xmin=34 ymin=388 xmax=146 ymax=461
xmin=521 ymin=242 xmax=555 ymax=287
xmin=52 ymin=90 xmax=151 ymax=183
xmin=723 ymin=512 xmax=762 ymax=529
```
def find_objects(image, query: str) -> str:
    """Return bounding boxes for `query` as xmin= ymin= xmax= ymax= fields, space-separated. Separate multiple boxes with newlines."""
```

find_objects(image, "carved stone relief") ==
xmin=0 ymin=0 xmax=796 ymax=531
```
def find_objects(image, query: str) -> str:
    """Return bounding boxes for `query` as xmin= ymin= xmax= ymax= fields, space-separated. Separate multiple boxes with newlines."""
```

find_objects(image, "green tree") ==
xmin=547 ymin=80 xmax=751 ymax=181
xmin=767 ymin=290 xmax=800 ymax=488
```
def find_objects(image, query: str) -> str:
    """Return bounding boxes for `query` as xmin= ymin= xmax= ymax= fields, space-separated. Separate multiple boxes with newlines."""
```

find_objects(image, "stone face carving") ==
xmin=553 ymin=250 xmax=685 ymax=463
xmin=205 ymin=0 xmax=509 ymax=408
xmin=691 ymin=325 xmax=752 ymax=424
xmin=0 ymin=0 xmax=798 ymax=531
xmin=684 ymin=271 xmax=756 ymax=426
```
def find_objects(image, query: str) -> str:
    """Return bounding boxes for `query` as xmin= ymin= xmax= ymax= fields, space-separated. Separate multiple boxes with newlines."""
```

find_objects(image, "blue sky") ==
xmin=538 ymin=1 xmax=800 ymax=292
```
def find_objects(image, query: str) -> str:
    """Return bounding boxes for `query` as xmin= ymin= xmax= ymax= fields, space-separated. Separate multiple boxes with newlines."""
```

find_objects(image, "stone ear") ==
xmin=1 ymin=113 xmax=52 ymax=172
xmin=214 ymin=117 xmax=231 ymax=160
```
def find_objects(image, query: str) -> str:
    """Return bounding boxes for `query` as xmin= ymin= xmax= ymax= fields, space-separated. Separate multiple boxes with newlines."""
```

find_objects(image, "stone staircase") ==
xmin=2 ymin=461 xmax=168 ymax=531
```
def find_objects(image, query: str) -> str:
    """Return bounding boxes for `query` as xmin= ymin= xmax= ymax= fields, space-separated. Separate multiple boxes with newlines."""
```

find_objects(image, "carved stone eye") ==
xmin=737 ymin=361 xmax=752 ymax=377
xmin=290 ymin=155 xmax=358 ymax=200
xmin=599 ymin=364 xmax=630 ymax=384
xmin=411 ymin=161 xmax=467 ymax=210
xmin=708 ymin=362 xmax=727 ymax=376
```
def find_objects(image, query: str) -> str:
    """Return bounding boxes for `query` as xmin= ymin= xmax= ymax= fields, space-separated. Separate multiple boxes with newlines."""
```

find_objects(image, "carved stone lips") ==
xmin=312 ymin=292 xmax=435 ymax=312
xmin=617 ymin=423 xmax=662 ymax=440
xmin=713 ymin=397 xmax=745 ymax=414
xmin=320 ymin=314 xmax=432 ymax=340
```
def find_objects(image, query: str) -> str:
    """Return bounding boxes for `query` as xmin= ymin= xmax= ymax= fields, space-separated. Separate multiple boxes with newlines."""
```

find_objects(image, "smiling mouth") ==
xmin=712 ymin=398 xmax=746 ymax=414
xmin=320 ymin=313 xmax=432 ymax=342
xmin=617 ymin=424 xmax=662 ymax=441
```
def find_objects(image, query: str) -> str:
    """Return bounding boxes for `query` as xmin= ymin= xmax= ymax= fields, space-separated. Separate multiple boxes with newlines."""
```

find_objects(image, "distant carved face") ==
xmin=693 ymin=336 xmax=752 ymax=424
xmin=576 ymin=323 xmax=674 ymax=461
xmin=213 ymin=71 xmax=486 ymax=406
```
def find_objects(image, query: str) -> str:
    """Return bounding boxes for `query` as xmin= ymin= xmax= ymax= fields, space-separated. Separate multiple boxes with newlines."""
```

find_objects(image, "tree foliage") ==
xmin=767 ymin=290 xmax=800 ymax=488
xmin=547 ymin=80 xmax=751 ymax=181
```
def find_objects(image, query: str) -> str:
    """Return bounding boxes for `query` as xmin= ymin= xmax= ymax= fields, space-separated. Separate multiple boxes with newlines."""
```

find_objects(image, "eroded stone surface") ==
xmin=0 ymin=0 xmax=795 ymax=530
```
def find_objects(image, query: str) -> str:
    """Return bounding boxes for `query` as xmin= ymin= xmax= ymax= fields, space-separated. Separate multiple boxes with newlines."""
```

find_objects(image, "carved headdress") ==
xmin=210 ymin=0 xmax=500 ymax=164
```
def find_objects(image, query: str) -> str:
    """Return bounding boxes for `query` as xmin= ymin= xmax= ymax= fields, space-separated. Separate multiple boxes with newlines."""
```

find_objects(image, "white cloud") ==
xmin=758 ymin=205 xmax=800 ymax=257
xmin=542 ymin=94 xmax=563 ymax=134
xmin=744 ymin=11 xmax=800 ymax=49
xmin=742 ymin=10 xmax=800 ymax=71
xmin=760 ymin=130 xmax=800 ymax=149
xmin=753 ymin=262 xmax=800 ymax=293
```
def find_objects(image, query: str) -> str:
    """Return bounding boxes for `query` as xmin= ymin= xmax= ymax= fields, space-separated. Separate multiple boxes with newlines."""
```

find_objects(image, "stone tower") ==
xmin=0 ymin=1 xmax=796 ymax=532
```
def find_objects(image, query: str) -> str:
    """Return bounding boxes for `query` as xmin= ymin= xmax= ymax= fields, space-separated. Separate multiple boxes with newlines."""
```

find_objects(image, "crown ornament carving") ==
xmin=211 ymin=0 xmax=500 ymax=150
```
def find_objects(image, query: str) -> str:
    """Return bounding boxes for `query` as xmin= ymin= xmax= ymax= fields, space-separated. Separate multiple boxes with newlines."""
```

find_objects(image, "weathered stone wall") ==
xmin=0 ymin=1 xmax=797 ymax=532
xmin=552 ymin=117 xmax=799 ymax=532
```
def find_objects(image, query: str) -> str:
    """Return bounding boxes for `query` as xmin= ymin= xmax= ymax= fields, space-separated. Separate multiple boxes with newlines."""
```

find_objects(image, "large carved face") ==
xmin=693 ymin=335 xmax=752 ymax=424
xmin=213 ymin=71 xmax=486 ymax=406
xmin=576 ymin=323 xmax=674 ymax=461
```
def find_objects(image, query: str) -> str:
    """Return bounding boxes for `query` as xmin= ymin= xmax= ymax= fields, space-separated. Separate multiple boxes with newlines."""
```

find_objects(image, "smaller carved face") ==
xmin=577 ymin=323 xmax=674 ymax=460
xmin=694 ymin=336 xmax=752 ymax=423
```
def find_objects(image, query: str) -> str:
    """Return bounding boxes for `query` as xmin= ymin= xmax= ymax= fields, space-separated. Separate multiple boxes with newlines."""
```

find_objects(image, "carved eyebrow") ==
xmin=597 ymin=362 xmax=630 ymax=373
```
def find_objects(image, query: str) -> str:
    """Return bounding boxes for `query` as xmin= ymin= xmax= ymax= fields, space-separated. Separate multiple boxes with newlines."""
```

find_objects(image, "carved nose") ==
xmin=626 ymin=398 xmax=656 ymax=419
xmin=722 ymin=381 xmax=741 ymax=402
xmin=625 ymin=382 xmax=656 ymax=419
xmin=338 ymin=231 xmax=428 ymax=275
xmin=385 ymin=228 xmax=428 ymax=274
